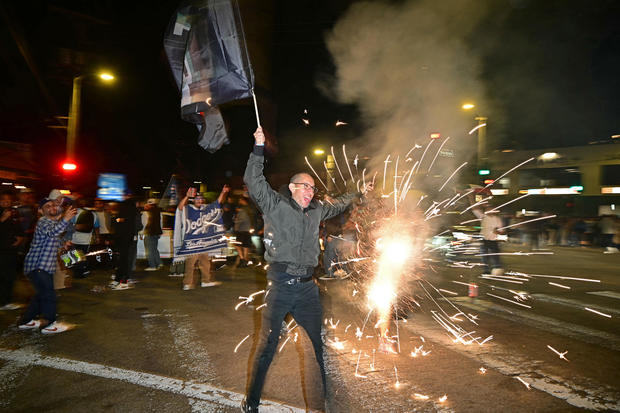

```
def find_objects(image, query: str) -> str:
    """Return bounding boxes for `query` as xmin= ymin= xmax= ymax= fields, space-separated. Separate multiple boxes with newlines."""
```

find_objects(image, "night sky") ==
xmin=1 ymin=0 xmax=618 ymax=195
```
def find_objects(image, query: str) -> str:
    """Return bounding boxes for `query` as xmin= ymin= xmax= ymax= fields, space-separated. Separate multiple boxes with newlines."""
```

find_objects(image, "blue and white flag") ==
xmin=173 ymin=201 xmax=227 ymax=261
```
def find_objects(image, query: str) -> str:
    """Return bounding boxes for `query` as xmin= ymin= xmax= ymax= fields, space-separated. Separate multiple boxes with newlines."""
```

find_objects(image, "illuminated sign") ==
xmin=602 ymin=187 xmax=620 ymax=194
xmin=518 ymin=187 xmax=583 ymax=195
xmin=490 ymin=189 xmax=509 ymax=195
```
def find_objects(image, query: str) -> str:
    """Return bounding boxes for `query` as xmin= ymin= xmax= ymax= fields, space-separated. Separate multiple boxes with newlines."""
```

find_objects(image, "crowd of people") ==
xmin=0 ymin=182 xmax=267 ymax=331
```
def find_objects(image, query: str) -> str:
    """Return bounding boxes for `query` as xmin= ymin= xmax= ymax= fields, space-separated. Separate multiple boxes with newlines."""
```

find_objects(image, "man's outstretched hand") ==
xmin=254 ymin=127 xmax=265 ymax=145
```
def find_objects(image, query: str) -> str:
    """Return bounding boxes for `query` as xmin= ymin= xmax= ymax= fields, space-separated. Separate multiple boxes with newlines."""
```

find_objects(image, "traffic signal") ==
xmin=430 ymin=132 xmax=441 ymax=139
xmin=478 ymin=169 xmax=490 ymax=175
xmin=62 ymin=161 xmax=77 ymax=172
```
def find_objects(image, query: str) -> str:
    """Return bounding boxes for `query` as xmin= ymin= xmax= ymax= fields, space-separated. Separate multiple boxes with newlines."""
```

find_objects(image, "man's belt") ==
xmin=270 ymin=262 xmax=314 ymax=277
xmin=284 ymin=276 xmax=314 ymax=285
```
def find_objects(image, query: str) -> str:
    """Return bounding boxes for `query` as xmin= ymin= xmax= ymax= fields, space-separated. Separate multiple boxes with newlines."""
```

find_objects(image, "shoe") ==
xmin=240 ymin=399 xmax=258 ymax=413
xmin=168 ymin=273 xmax=183 ymax=277
xmin=110 ymin=274 xmax=116 ymax=280
xmin=111 ymin=283 xmax=132 ymax=290
xmin=183 ymin=285 xmax=193 ymax=291
xmin=18 ymin=319 xmax=41 ymax=329
xmin=201 ymin=281 xmax=222 ymax=287
xmin=109 ymin=280 xmax=119 ymax=288
xmin=157 ymin=264 xmax=164 ymax=269
xmin=0 ymin=303 xmax=22 ymax=311
xmin=144 ymin=267 xmax=158 ymax=271
xmin=491 ymin=268 xmax=504 ymax=276
xmin=41 ymin=321 xmax=68 ymax=334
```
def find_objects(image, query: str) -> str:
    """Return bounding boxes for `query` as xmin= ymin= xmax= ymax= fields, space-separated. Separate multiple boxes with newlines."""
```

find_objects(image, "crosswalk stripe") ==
xmin=0 ymin=348 xmax=305 ymax=413
xmin=450 ymin=297 xmax=620 ymax=352
xmin=403 ymin=313 xmax=620 ymax=411
xmin=587 ymin=290 xmax=620 ymax=300
xmin=532 ymin=294 xmax=620 ymax=316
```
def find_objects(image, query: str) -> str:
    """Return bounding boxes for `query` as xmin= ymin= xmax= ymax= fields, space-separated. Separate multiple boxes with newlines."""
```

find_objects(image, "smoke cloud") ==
xmin=324 ymin=0 xmax=493 ymax=176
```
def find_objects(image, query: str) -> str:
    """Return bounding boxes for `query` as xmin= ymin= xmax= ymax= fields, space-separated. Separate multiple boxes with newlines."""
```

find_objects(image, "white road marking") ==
xmin=450 ymin=297 xmax=620 ymax=351
xmin=587 ymin=290 xmax=620 ymax=300
xmin=532 ymin=294 xmax=620 ymax=317
xmin=403 ymin=315 xmax=620 ymax=411
xmin=0 ymin=347 xmax=305 ymax=413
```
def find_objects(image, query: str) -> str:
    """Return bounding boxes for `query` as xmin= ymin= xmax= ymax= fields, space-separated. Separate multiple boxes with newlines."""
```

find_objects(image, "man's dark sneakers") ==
xmin=240 ymin=399 xmax=258 ymax=413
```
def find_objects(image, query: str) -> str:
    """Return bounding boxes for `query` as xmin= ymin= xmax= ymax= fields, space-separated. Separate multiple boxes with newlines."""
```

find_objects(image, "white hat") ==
xmin=48 ymin=189 xmax=63 ymax=200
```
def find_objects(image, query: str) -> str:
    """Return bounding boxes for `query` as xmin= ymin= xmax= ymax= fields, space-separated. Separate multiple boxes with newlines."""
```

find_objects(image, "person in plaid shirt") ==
xmin=18 ymin=197 xmax=76 ymax=334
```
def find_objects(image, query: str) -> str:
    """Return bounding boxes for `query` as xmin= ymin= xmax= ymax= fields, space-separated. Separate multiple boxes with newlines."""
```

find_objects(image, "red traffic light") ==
xmin=62 ymin=162 xmax=77 ymax=171
xmin=430 ymin=132 xmax=441 ymax=139
xmin=483 ymin=179 xmax=495 ymax=185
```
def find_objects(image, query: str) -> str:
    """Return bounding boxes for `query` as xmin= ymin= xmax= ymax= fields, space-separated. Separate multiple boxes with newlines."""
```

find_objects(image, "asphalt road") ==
xmin=0 ymin=245 xmax=618 ymax=412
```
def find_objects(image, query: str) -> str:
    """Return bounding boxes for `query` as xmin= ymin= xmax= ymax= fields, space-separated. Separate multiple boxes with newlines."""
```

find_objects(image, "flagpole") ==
xmin=251 ymin=89 xmax=261 ymax=128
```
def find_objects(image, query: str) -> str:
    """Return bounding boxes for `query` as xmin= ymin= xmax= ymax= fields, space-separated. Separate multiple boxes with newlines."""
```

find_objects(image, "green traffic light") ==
xmin=478 ymin=169 xmax=490 ymax=175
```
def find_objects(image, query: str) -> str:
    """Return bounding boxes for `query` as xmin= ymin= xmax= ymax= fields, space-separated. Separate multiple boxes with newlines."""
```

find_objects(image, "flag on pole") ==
xmin=164 ymin=0 xmax=254 ymax=153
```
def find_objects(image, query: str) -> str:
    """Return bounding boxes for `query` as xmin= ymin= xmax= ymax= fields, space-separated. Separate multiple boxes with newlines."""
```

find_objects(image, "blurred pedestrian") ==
xmin=241 ymin=127 xmax=366 ymax=413
xmin=176 ymin=185 xmax=229 ymax=290
xmin=111 ymin=192 xmax=141 ymax=290
xmin=233 ymin=196 xmax=254 ymax=267
xmin=0 ymin=190 xmax=25 ymax=310
xmin=471 ymin=199 xmax=505 ymax=275
xmin=68 ymin=197 xmax=99 ymax=278
xmin=599 ymin=215 xmax=618 ymax=253
xmin=143 ymin=198 xmax=163 ymax=271
xmin=18 ymin=197 xmax=76 ymax=333
xmin=16 ymin=188 xmax=36 ymax=259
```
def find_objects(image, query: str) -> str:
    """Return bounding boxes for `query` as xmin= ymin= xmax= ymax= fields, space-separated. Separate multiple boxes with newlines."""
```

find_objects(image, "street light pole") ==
xmin=65 ymin=72 xmax=115 ymax=160
xmin=66 ymin=75 xmax=83 ymax=160
xmin=475 ymin=116 xmax=488 ymax=169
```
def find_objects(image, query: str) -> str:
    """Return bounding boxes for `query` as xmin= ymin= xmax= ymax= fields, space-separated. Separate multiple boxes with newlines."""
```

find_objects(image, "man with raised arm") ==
xmin=241 ymin=127 xmax=372 ymax=412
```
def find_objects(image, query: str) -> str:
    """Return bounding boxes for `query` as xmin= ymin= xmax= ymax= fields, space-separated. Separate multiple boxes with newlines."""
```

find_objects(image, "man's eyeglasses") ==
xmin=292 ymin=182 xmax=317 ymax=192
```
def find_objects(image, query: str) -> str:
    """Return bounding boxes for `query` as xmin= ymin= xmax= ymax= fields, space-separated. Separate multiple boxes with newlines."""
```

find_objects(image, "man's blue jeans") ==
xmin=480 ymin=240 xmax=501 ymax=273
xmin=144 ymin=235 xmax=162 ymax=268
xmin=246 ymin=271 xmax=325 ymax=408
xmin=22 ymin=270 xmax=56 ymax=324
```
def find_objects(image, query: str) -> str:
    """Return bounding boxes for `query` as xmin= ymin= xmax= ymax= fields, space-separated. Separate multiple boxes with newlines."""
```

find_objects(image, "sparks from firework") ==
xmin=234 ymin=334 xmax=251 ymax=353
xmin=294 ymin=139 xmax=597 ymax=399
xmin=336 ymin=120 xmax=348 ymax=126
xmin=585 ymin=307 xmax=612 ymax=318
xmin=486 ymin=293 xmax=532 ymax=308
xmin=548 ymin=282 xmax=571 ymax=289
xmin=343 ymin=144 xmax=355 ymax=183
xmin=302 ymin=118 xmax=310 ymax=126
xmin=547 ymin=345 xmax=569 ymax=361
xmin=394 ymin=365 xmax=401 ymax=388
xmin=439 ymin=395 xmax=448 ymax=403
xmin=235 ymin=290 xmax=265 ymax=310
xmin=468 ymin=123 xmax=487 ymax=135
xmin=479 ymin=367 xmax=487 ymax=374
xmin=516 ymin=377 xmax=531 ymax=390
xmin=304 ymin=156 xmax=329 ymax=191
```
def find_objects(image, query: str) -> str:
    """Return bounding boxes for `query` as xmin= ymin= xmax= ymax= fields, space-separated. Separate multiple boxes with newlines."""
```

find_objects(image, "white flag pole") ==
xmin=251 ymin=89 xmax=261 ymax=128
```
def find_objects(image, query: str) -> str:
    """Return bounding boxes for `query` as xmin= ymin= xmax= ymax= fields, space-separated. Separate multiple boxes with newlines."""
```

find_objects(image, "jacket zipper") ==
xmin=299 ymin=209 xmax=305 ymax=260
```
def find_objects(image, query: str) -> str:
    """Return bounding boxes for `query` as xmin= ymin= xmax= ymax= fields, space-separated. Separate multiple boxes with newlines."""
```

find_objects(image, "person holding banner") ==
xmin=241 ymin=127 xmax=372 ymax=412
xmin=175 ymin=185 xmax=229 ymax=290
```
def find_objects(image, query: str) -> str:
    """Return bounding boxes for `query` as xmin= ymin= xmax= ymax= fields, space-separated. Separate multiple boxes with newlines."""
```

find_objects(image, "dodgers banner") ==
xmin=173 ymin=201 xmax=227 ymax=261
